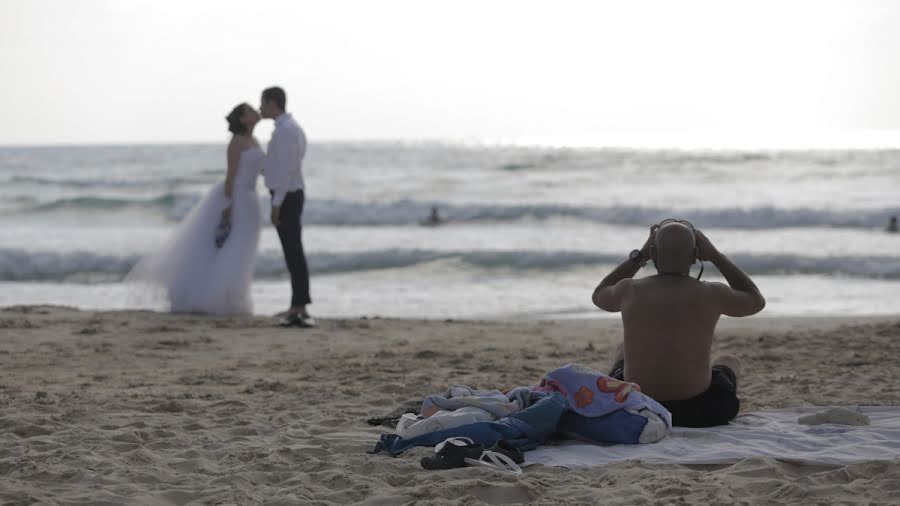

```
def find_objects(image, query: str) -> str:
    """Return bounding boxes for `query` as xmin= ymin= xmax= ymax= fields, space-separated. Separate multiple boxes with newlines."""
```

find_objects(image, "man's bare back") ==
xmin=619 ymin=275 xmax=720 ymax=400
xmin=592 ymin=222 xmax=765 ymax=426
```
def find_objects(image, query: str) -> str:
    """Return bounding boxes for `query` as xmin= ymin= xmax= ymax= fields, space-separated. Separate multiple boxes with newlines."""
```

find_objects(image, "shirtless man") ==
xmin=592 ymin=220 xmax=766 ymax=427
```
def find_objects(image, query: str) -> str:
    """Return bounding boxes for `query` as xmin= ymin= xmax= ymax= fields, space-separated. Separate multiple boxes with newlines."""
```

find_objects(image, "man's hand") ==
xmin=695 ymin=229 xmax=721 ymax=262
xmin=270 ymin=206 xmax=281 ymax=227
xmin=639 ymin=224 xmax=659 ymax=262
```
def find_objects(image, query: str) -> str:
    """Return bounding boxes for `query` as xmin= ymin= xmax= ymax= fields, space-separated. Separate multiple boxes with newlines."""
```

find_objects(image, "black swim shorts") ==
xmin=608 ymin=359 xmax=740 ymax=428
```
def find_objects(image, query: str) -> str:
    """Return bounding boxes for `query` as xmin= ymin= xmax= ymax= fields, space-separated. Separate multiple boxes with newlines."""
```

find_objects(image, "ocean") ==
xmin=1 ymin=142 xmax=899 ymax=319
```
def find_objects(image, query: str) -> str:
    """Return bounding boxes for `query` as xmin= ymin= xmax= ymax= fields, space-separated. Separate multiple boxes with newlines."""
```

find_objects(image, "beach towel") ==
xmin=527 ymin=363 xmax=671 ymax=443
xmin=532 ymin=363 xmax=672 ymax=429
xmin=525 ymin=406 xmax=900 ymax=468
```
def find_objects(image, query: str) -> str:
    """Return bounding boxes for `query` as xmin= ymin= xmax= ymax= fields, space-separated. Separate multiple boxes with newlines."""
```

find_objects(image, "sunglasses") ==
xmin=654 ymin=218 xmax=703 ymax=280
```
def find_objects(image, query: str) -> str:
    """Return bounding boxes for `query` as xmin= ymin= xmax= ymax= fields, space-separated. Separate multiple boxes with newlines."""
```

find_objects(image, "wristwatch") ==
xmin=629 ymin=249 xmax=646 ymax=268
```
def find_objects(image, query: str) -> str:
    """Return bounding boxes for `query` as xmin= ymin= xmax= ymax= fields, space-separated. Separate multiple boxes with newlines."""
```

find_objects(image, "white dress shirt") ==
xmin=264 ymin=113 xmax=306 ymax=207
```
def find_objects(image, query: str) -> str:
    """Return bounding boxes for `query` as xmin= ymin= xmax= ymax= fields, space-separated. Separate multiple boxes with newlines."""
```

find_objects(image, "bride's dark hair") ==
xmin=226 ymin=104 xmax=249 ymax=135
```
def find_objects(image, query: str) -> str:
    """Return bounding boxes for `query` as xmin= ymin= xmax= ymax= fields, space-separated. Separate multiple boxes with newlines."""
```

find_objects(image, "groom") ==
xmin=260 ymin=86 xmax=315 ymax=328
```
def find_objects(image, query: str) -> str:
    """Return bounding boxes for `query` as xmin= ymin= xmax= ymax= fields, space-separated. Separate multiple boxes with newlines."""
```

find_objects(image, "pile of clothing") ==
xmin=370 ymin=363 xmax=672 ymax=462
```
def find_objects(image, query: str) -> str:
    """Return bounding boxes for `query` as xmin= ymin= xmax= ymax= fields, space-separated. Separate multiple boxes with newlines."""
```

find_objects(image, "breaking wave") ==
xmin=3 ymin=247 xmax=899 ymax=282
xmin=14 ymin=193 xmax=898 ymax=229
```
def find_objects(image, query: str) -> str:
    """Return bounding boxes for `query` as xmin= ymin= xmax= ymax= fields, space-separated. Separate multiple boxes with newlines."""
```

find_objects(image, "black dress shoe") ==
xmin=279 ymin=313 xmax=316 ymax=328
xmin=278 ymin=313 xmax=301 ymax=327
xmin=298 ymin=315 xmax=316 ymax=328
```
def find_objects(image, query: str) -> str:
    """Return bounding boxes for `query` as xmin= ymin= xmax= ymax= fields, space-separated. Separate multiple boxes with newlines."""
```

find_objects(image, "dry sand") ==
xmin=1 ymin=305 xmax=899 ymax=505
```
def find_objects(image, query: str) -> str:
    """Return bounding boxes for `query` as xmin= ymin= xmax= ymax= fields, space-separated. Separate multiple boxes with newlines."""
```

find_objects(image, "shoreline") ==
xmin=2 ymin=305 xmax=899 ymax=504
xmin=3 ymin=303 xmax=899 ymax=326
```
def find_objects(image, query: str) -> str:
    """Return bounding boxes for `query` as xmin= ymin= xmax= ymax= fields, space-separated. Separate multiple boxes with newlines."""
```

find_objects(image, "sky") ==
xmin=1 ymin=0 xmax=900 ymax=147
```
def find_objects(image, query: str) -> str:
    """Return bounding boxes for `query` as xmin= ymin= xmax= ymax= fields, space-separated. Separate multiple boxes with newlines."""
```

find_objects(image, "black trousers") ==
xmin=272 ymin=190 xmax=312 ymax=307
xmin=609 ymin=359 xmax=739 ymax=428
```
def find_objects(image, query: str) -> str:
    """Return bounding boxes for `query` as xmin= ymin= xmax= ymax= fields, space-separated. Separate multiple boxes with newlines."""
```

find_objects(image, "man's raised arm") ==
xmin=592 ymin=226 xmax=656 ymax=312
xmin=696 ymin=230 xmax=766 ymax=317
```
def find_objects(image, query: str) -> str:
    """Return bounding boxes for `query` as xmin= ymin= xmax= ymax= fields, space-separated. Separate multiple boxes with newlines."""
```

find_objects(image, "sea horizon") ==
xmin=6 ymin=129 xmax=900 ymax=151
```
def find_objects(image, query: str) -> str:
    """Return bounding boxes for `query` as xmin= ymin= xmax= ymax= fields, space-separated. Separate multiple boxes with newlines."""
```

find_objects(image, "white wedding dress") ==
xmin=128 ymin=147 xmax=264 ymax=314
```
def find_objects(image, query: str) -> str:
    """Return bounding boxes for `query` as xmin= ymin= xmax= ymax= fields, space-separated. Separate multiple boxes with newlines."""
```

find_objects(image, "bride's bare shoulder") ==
xmin=228 ymin=135 xmax=253 ymax=152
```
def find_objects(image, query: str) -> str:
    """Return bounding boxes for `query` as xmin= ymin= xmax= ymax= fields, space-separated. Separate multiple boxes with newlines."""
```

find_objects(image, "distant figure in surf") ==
xmin=421 ymin=206 xmax=443 ymax=227
xmin=887 ymin=216 xmax=898 ymax=233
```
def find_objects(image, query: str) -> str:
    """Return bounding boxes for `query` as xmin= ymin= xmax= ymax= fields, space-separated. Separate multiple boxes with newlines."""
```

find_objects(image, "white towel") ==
xmin=526 ymin=406 xmax=900 ymax=468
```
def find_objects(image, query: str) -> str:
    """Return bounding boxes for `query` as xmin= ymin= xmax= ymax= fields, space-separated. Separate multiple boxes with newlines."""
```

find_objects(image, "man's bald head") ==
xmin=652 ymin=222 xmax=697 ymax=274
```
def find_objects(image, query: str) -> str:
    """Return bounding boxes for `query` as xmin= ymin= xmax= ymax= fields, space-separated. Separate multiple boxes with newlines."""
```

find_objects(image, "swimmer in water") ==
xmin=421 ymin=206 xmax=443 ymax=227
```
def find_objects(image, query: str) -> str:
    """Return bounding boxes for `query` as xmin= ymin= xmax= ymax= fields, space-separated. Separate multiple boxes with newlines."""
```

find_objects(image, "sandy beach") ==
xmin=1 ymin=305 xmax=899 ymax=505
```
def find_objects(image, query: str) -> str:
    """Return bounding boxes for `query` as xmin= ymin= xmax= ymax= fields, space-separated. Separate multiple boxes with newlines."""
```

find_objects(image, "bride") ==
xmin=128 ymin=103 xmax=263 ymax=314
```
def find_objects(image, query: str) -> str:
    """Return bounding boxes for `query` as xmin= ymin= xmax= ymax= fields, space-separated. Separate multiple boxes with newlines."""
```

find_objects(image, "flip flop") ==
xmin=488 ymin=440 xmax=524 ymax=464
xmin=420 ymin=437 xmax=484 ymax=470
xmin=464 ymin=450 xmax=523 ymax=474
